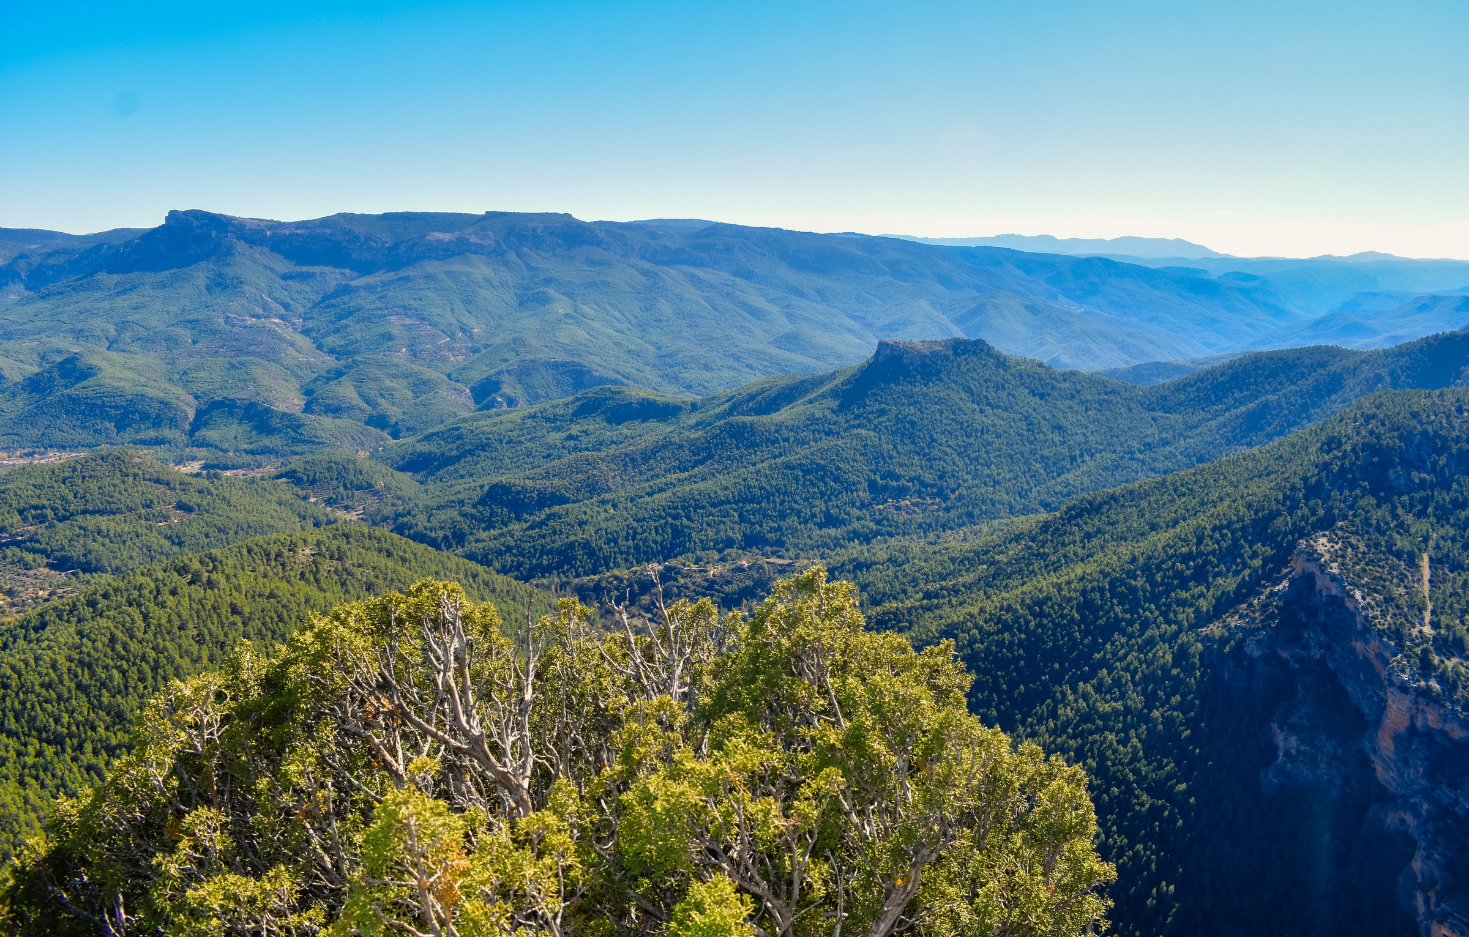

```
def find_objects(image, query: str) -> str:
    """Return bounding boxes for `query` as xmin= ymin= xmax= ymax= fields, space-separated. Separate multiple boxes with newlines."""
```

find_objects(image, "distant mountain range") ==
xmin=1 ymin=209 xmax=1466 ymax=460
xmin=887 ymin=233 xmax=1469 ymax=314
xmin=0 ymin=209 xmax=1315 ymax=456
xmin=888 ymin=231 xmax=1469 ymax=372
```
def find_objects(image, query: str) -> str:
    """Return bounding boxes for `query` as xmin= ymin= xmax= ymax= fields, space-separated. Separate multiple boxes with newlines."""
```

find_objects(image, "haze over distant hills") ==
xmin=887 ymin=232 xmax=1228 ymax=259
xmin=1116 ymin=253 xmax=1469 ymax=317
xmin=1246 ymin=291 xmax=1469 ymax=352
xmin=888 ymin=232 xmax=1469 ymax=312
xmin=890 ymin=230 xmax=1469 ymax=364
xmin=887 ymin=231 xmax=1468 ymax=266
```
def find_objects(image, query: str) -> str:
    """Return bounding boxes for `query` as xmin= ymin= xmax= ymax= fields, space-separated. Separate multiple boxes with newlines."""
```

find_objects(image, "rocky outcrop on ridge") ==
xmin=1216 ymin=534 xmax=1469 ymax=936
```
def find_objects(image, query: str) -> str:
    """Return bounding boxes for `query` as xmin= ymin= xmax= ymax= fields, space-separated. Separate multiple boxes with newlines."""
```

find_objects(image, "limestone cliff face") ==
xmin=1216 ymin=537 xmax=1469 ymax=936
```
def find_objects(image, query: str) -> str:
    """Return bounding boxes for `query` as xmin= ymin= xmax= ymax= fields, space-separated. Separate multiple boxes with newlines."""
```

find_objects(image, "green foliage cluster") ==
xmin=0 ymin=525 xmax=552 ymax=862
xmin=0 ymin=450 xmax=335 ymax=575
xmin=824 ymin=388 xmax=1469 ymax=937
xmin=1 ymin=570 xmax=1113 ymax=937
xmin=368 ymin=333 xmax=1469 ymax=579
xmin=187 ymin=399 xmax=387 ymax=457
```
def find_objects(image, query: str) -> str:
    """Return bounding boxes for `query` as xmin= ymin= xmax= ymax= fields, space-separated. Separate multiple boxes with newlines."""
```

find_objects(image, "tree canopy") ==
xmin=0 ymin=526 xmax=555 ymax=863
xmin=1 ymin=569 xmax=1113 ymax=937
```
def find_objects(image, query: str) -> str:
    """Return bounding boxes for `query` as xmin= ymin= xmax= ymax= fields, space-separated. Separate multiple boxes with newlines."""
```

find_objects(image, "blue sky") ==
xmin=3 ymin=0 xmax=1466 ymax=257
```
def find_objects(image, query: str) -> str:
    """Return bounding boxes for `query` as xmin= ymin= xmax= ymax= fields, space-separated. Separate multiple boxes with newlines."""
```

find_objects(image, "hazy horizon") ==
xmin=11 ymin=208 xmax=1469 ymax=263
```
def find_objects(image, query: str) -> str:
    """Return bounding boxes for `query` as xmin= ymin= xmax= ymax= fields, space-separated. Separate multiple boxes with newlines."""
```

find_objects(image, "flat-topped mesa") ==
xmin=871 ymin=337 xmax=996 ymax=368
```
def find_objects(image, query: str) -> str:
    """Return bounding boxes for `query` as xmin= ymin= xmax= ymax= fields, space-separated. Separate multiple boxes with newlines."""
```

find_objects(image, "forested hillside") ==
xmin=827 ymin=388 xmax=1469 ymax=937
xmin=358 ymin=332 xmax=1469 ymax=579
xmin=1093 ymin=351 xmax=1246 ymax=385
xmin=0 ymin=210 xmax=1313 ymax=455
xmin=0 ymin=525 xmax=552 ymax=860
xmin=0 ymin=450 xmax=335 ymax=580
xmin=0 ymin=317 xmax=1464 ymax=936
xmin=1 ymin=386 xmax=1465 ymax=935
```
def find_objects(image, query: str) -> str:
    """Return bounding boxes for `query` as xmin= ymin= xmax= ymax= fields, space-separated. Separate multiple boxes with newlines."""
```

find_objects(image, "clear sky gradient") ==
xmin=3 ymin=0 xmax=1466 ymax=257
